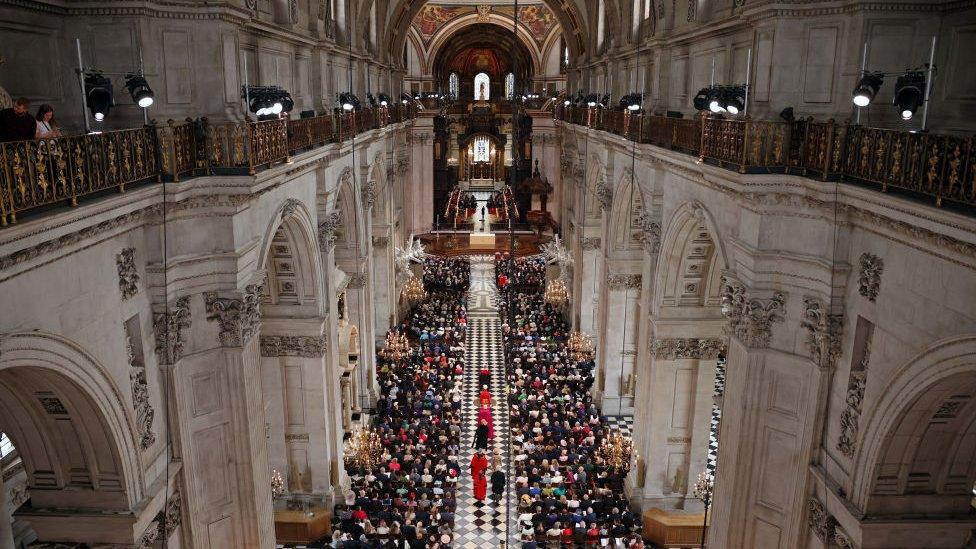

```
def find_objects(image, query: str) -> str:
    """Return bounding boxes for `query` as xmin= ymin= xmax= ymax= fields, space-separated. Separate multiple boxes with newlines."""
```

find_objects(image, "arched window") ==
xmin=474 ymin=72 xmax=491 ymax=100
xmin=644 ymin=0 xmax=652 ymax=18
xmin=473 ymin=136 xmax=490 ymax=163
xmin=505 ymin=73 xmax=515 ymax=99
xmin=449 ymin=73 xmax=459 ymax=99
xmin=633 ymin=0 xmax=642 ymax=38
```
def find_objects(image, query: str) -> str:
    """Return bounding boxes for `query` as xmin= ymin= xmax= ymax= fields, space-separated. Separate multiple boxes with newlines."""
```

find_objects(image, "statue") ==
xmin=479 ymin=81 xmax=487 ymax=102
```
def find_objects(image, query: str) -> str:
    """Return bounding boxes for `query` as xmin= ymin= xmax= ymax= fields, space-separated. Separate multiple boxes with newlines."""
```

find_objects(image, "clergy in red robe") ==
xmin=473 ymin=469 xmax=488 ymax=501
xmin=479 ymin=386 xmax=492 ymax=406
xmin=470 ymin=450 xmax=488 ymax=479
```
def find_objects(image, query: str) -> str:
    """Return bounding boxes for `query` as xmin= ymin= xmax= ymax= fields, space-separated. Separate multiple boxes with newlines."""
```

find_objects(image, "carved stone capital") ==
xmin=721 ymin=275 xmax=786 ymax=349
xmin=361 ymin=180 xmax=377 ymax=209
xmin=581 ymin=237 xmax=601 ymax=250
xmin=318 ymin=210 xmax=342 ymax=252
xmin=651 ymin=338 xmax=726 ymax=360
xmin=280 ymin=198 xmax=302 ymax=220
xmin=595 ymin=177 xmax=613 ymax=211
xmin=347 ymin=272 xmax=368 ymax=289
xmin=801 ymin=297 xmax=844 ymax=370
xmin=372 ymin=235 xmax=389 ymax=248
xmin=260 ymin=335 xmax=328 ymax=357
xmin=153 ymin=296 xmax=192 ymax=365
xmin=204 ymin=282 xmax=264 ymax=347
xmin=116 ymin=247 xmax=140 ymax=300
xmin=857 ymin=252 xmax=883 ymax=302
xmin=606 ymin=274 xmax=642 ymax=291
xmin=164 ymin=489 xmax=182 ymax=536
xmin=807 ymin=497 xmax=836 ymax=544
xmin=634 ymin=213 xmax=661 ymax=253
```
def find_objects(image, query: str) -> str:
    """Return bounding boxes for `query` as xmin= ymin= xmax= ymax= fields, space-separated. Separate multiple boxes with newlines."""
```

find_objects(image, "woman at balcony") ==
xmin=34 ymin=104 xmax=62 ymax=139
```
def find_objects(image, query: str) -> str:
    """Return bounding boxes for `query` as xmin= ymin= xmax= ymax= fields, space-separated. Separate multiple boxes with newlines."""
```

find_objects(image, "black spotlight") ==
xmin=708 ymin=87 xmax=727 ymax=114
xmin=852 ymin=72 xmax=883 ymax=107
xmin=378 ymin=93 xmax=391 ymax=107
xmin=366 ymin=93 xmax=377 ymax=107
xmin=599 ymin=94 xmax=610 ymax=108
xmin=400 ymin=92 xmax=412 ymax=105
xmin=280 ymin=91 xmax=294 ymax=114
xmin=124 ymin=74 xmax=154 ymax=108
xmin=583 ymin=93 xmax=599 ymax=107
xmin=85 ymin=73 xmax=113 ymax=122
xmin=779 ymin=107 xmax=795 ymax=123
xmin=893 ymin=71 xmax=925 ymax=121
xmin=693 ymin=87 xmax=712 ymax=111
xmin=724 ymin=86 xmax=745 ymax=115
xmin=338 ymin=92 xmax=360 ymax=112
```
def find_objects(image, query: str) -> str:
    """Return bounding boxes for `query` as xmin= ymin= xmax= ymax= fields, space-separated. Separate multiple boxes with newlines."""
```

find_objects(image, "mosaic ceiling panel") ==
xmin=411 ymin=3 xmax=558 ymax=49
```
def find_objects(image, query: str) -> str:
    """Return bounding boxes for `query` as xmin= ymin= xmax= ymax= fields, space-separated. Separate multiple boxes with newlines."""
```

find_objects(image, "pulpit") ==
xmin=642 ymin=508 xmax=707 ymax=548
xmin=274 ymin=506 xmax=331 ymax=545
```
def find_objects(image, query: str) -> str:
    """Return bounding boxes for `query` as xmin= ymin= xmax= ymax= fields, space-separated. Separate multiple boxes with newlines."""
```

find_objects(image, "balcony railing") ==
xmin=0 ymin=105 xmax=416 ymax=225
xmin=555 ymin=106 xmax=976 ymax=211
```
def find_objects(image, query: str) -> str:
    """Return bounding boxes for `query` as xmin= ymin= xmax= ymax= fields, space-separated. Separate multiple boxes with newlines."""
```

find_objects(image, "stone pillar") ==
xmin=0 ymin=474 xmax=15 ymax=549
xmin=407 ymin=123 xmax=434 ymax=235
xmin=634 ymin=337 xmax=723 ymax=509
xmin=598 ymin=274 xmax=642 ymax=415
xmin=340 ymin=373 xmax=353 ymax=431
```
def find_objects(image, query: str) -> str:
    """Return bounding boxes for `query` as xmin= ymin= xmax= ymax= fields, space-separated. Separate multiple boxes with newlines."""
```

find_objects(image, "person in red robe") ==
xmin=473 ymin=468 xmax=488 ymax=501
xmin=479 ymin=386 xmax=492 ymax=406
xmin=478 ymin=405 xmax=494 ymax=439
xmin=469 ymin=450 xmax=488 ymax=479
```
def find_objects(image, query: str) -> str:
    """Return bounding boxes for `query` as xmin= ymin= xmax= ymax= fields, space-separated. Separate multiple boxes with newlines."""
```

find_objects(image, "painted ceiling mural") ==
xmin=411 ymin=3 xmax=559 ymax=49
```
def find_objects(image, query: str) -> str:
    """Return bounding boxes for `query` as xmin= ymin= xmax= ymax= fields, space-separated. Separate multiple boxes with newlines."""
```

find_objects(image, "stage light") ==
xmin=563 ymin=99 xmax=571 ymax=106
xmin=84 ymin=73 xmax=113 ymax=122
xmin=378 ymin=93 xmax=391 ymax=107
xmin=280 ymin=92 xmax=294 ymax=113
xmin=584 ymin=93 xmax=599 ymax=107
xmin=124 ymin=74 xmax=154 ymax=108
xmin=400 ymin=92 xmax=411 ymax=105
xmin=366 ymin=93 xmax=377 ymax=107
xmin=779 ymin=107 xmax=795 ymax=122
xmin=724 ymin=87 xmax=745 ymax=115
xmin=893 ymin=71 xmax=925 ymax=121
xmin=693 ymin=87 xmax=712 ymax=111
xmin=852 ymin=73 xmax=883 ymax=107
xmin=708 ymin=92 xmax=725 ymax=113
xmin=339 ymin=92 xmax=359 ymax=112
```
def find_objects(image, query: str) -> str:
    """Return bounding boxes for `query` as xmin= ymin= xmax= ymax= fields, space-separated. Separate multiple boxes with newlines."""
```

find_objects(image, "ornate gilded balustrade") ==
xmin=0 ymin=106 xmax=416 ymax=225
xmin=555 ymin=106 xmax=976 ymax=210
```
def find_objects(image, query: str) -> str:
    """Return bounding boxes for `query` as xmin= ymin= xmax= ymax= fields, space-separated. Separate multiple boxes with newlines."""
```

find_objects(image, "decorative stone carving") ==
xmin=807 ymin=497 xmax=836 ymax=543
xmin=721 ymin=275 xmax=786 ymax=349
xmin=838 ymin=336 xmax=871 ymax=458
xmin=204 ymin=281 xmax=265 ymax=347
xmin=245 ymin=0 xmax=256 ymax=9
xmin=140 ymin=518 xmax=162 ymax=548
xmin=833 ymin=526 xmax=854 ymax=548
xmin=126 ymin=334 xmax=156 ymax=450
xmin=372 ymin=235 xmax=389 ymax=248
xmin=477 ymin=4 xmax=491 ymax=22
xmin=634 ymin=213 xmax=661 ymax=253
xmin=318 ymin=210 xmax=342 ymax=251
xmin=857 ymin=253 xmax=883 ymax=302
xmin=38 ymin=396 xmax=67 ymax=415
xmin=651 ymin=338 xmax=727 ymax=360
xmin=686 ymin=0 xmax=696 ymax=21
xmin=347 ymin=272 xmax=368 ymax=288
xmin=9 ymin=484 xmax=29 ymax=508
xmin=261 ymin=335 xmax=329 ymax=357
xmin=801 ymin=297 xmax=844 ymax=370
xmin=164 ymin=490 xmax=182 ymax=535
xmin=606 ymin=274 xmax=642 ymax=291
xmin=281 ymin=198 xmax=301 ymax=220
xmin=581 ymin=237 xmax=601 ymax=250
xmin=361 ymin=180 xmax=377 ymax=209
xmin=289 ymin=0 xmax=298 ymax=23
xmin=595 ymin=176 xmax=613 ymax=211
xmin=116 ymin=247 xmax=140 ymax=300
xmin=153 ymin=296 xmax=192 ymax=365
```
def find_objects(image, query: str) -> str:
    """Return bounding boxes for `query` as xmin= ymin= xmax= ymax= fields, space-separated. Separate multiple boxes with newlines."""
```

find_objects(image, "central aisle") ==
xmin=453 ymin=258 xmax=512 ymax=547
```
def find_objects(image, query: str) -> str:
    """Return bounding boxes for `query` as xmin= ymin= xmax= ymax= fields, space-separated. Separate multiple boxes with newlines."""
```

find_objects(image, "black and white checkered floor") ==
xmin=707 ymin=358 xmax=726 ymax=477
xmin=452 ymin=260 xmax=512 ymax=548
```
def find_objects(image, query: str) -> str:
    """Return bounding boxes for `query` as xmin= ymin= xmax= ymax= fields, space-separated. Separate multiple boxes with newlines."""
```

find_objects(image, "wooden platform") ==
xmin=418 ymin=233 xmax=551 ymax=257
xmin=642 ymin=508 xmax=707 ymax=548
xmin=274 ymin=507 xmax=331 ymax=545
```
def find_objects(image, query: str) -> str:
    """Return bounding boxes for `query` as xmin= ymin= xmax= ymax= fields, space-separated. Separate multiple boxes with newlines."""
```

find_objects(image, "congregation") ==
xmin=498 ymin=259 xmax=644 ymax=548
xmin=495 ymin=255 xmax=547 ymax=289
xmin=332 ymin=261 xmax=471 ymax=547
xmin=423 ymin=257 xmax=472 ymax=291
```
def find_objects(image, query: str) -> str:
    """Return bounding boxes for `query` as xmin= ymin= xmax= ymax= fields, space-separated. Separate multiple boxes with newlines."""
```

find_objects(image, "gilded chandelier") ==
xmin=344 ymin=426 xmax=384 ymax=471
xmin=567 ymin=330 xmax=594 ymax=361
xmin=544 ymin=279 xmax=569 ymax=308
xmin=402 ymin=276 xmax=427 ymax=305
xmin=595 ymin=430 xmax=634 ymax=472
xmin=270 ymin=469 xmax=285 ymax=498
xmin=380 ymin=330 xmax=410 ymax=361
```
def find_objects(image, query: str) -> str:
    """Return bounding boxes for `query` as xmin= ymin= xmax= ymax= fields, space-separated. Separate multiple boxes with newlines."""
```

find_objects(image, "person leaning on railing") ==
xmin=34 ymin=104 xmax=63 ymax=139
xmin=0 ymin=97 xmax=37 ymax=142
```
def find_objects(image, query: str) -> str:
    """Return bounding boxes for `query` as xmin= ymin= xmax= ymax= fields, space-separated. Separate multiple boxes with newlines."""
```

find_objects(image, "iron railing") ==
xmin=0 ymin=105 xmax=417 ymax=225
xmin=555 ymin=105 xmax=976 ymax=211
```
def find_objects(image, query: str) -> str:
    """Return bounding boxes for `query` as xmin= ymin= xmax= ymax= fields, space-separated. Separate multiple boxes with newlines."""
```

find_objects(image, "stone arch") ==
xmin=0 ymin=331 xmax=142 ymax=511
xmin=334 ymin=168 xmax=361 ymax=254
xmin=654 ymin=201 xmax=730 ymax=312
xmin=424 ymin=16 xmax=544 ymax=77
xmin=583 ymin=153 xmax=606 ymax=220
xmin=852 ymin=335 xmax=976 ymax=517
xmin=257 ymin=198 xmax=325 ymax=317
xmin=608 ymin=169 xmax=645 ymax=252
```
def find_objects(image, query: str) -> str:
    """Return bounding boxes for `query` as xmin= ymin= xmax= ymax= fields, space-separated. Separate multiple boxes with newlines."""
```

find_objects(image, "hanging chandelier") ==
xmin=343 ymin=426 xmax=384 ymax=471
xmin=567 ymin=330 xmax=594 ymax=361
xmin=693 ymin=471 xmax=714 ymax=506
xmin=595 ymin=430 xmax=634 ymax=472
xmin=544 ymin=279 xmax=569 ymax=308
xmin=380 ymin=330 xmax=410 ymax=361
xmin=402 ymin=276 xmax=427 ymax=305
xmin=271 ymin=469 xmax=285 ymax=499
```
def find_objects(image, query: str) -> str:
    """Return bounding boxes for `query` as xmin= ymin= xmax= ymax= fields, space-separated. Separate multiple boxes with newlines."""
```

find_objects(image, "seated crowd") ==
xmin=423 ymin=257 xmax=471 ymax=291
xmin=495 ymin=254 xmax=547 ymax=289
xmin=332 ymin=280 xmax=469 ymax=547
xmin=499 ymin=259 xmax=644 ymax=548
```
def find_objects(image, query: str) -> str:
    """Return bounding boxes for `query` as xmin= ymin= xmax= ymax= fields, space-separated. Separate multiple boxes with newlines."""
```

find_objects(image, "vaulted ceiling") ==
xmin=432 ymin=23 xmax=535 ymax=81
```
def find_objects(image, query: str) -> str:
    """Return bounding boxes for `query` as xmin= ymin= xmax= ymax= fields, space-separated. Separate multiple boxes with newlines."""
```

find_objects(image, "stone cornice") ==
xmin=260 ymin=335 xmax=328 ymax=357
xmin=650 ymin=337 xmax=727 ymax=360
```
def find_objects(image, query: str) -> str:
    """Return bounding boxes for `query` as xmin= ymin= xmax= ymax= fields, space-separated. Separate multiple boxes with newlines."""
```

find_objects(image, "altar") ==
xmin=469 ymin=232 xmax=495 ymax=248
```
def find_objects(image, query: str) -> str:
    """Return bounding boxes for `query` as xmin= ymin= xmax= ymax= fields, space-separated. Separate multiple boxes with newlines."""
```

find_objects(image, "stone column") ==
xmin=340 ymin=374 xmax=353 ymax=431
xmin=0 ymin=474 xmax=15 ymax=549
xmin=407 ymin=124 xmax=435 ymax=235
xmin=598 ymin=274 xmax=642 ymax=415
